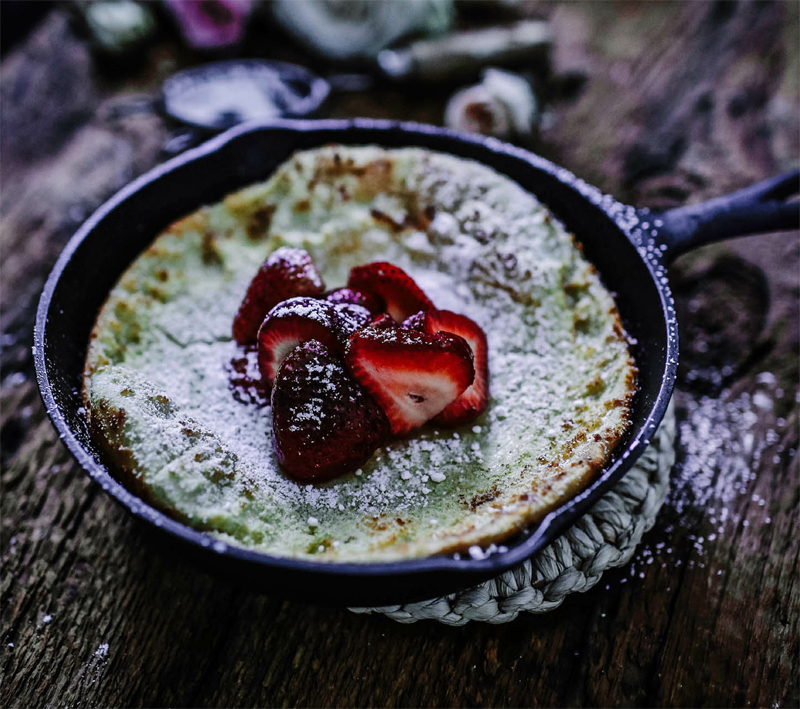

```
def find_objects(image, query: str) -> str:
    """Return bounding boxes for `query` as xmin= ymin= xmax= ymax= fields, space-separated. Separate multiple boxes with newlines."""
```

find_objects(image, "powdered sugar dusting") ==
xmin=618 ymin=374 xmax=792 ymax=583
xmin=86 ymin=146 xmax=636 ymax=560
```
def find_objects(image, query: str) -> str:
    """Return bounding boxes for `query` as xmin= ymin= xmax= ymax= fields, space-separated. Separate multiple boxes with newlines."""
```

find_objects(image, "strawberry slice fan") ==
xmin=238 ymin=254 xmax=489 ymax=483
xmin=235 ymin=251 xmax=675 ymax=623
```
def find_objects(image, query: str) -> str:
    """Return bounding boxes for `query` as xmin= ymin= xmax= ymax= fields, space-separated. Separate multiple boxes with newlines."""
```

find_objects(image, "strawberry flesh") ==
xmin=418 ymin=310 xmax=490 ymax=426
xmin=347 ymin=262 xmax=433 ymax=322
xmin=233 ymin=247 xmax=325 ymax=345
xmin=345 ymin=325 xmax=475 ymax=436
xmin=257 ymin=297 xmax=370 ymax=388
xmin=271 ymin=340 xmax=390 ymax=483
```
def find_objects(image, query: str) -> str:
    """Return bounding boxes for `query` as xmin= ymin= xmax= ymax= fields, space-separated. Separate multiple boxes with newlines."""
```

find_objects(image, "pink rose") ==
xmin=164 ymin=0 xmax=254 ymax=49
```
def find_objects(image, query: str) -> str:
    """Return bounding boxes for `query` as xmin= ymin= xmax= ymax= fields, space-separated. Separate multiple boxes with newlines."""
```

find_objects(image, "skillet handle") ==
xmin=653 ymin=169 xmax=799 ymax=262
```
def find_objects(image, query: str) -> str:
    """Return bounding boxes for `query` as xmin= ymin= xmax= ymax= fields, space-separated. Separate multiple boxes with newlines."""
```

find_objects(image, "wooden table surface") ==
xmin=2 ymin=3 xmax=798 ymax=707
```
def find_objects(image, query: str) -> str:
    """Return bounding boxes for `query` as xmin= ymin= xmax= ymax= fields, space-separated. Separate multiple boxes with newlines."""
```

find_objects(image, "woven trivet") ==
xmin=350 ymin=401 xmax=676 ymax=625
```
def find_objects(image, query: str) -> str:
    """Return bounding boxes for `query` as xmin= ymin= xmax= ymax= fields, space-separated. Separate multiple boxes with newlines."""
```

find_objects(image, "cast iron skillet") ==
xmin=34 ymin=119 xmax=799 ymax=606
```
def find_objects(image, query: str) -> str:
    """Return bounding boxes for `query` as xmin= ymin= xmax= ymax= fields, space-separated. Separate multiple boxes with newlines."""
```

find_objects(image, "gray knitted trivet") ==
xmin=350 ymin=401 xmax=676 ymax=625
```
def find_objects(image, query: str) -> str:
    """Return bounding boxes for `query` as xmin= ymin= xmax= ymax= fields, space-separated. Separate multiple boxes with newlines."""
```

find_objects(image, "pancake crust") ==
xmin=84 ymin=146 xmax=637 ymax=561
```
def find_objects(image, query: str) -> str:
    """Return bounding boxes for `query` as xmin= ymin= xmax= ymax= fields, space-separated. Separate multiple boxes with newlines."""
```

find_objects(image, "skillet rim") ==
xmin=33 ymin=118 xmax=678 ymax=584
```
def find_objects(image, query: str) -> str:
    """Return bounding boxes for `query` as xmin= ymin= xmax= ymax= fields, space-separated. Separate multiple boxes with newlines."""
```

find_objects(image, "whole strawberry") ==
xmin=271 ymin=340 xmax=390 ymax=483
xmin=326 ymin=288 xmax=385 ymax=315
xmin=233 ymin=247 xmax=325 ymax=345
xmin=257 ymin=297 xmax=370 ymax=388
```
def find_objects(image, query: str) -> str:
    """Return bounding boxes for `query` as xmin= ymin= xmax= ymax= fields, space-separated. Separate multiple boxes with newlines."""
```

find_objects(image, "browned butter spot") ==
xmin=461 ymin=484 xmax=501 ymax=511
xmin=104 ymin=407 xmax=127 ymax=434
xmin=370 ymin=208 xmax=403 ymax=232
xmin=201 ymin=232 xmax=223 ymax=266
xmin=293 ymin=198 xmax=311 ymax=214
xmin=585 ymin=374 xmax=606 ymax=396
xmin=246 ymin=204 xmax=276 ymax=240
xmin=166 ymin=210 xmax=209 ymax=236
xmin=353 ymin=159 xmax=394 ymax=201
xmin=363 ymin=515 xmax=389 ymax=532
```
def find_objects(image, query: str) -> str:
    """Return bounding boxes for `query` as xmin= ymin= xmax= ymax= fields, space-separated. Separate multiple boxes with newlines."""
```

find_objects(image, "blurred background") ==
xmin=2 ymin=1 xmax=797 ymax=186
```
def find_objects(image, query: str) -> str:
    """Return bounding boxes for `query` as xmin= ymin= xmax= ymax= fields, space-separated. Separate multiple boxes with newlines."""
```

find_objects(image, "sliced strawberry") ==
xmin=419 ymin=310 xmax=490 ymax=426
xmin=272 ymin=340 xmax=390 ymax=483
xmin=233 ymin=247 xmax=325 ymax=345
xmin=326 ymin=288 xmax=385 ymax=315
xmin=257 ymin=297 xmax=369 ymax=388
xmin=345 ymin=326 xmax=475 ymax=436
xmin=347 ymin=262 xmax=433 ymax=322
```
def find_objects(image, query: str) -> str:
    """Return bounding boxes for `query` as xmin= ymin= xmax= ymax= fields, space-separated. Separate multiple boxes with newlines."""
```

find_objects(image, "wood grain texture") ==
xmin=1 ymin=3 xmax=798 ymax=707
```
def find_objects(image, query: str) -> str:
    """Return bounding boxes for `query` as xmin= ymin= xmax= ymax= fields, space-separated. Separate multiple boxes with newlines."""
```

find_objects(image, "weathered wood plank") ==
xmin=1 ymin=3 xmax=798 ymax=707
